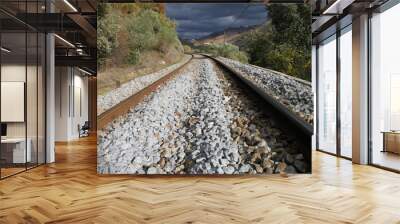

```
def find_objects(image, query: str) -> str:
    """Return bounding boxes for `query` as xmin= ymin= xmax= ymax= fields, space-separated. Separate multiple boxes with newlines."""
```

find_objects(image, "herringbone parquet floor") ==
xmin=1 ymin=135 xmax=400 ymax=224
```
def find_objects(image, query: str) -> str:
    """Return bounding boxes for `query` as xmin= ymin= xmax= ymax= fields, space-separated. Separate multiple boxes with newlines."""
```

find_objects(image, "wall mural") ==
xmin=97 ymin=3 xmax=313 ymax=175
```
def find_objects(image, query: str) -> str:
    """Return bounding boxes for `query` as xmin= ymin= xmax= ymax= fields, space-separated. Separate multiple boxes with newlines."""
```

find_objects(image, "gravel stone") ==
xmin=219 ymin=57 xmax=313 ymax=124
xmin=97 ymin=55 xmax=191 ymax=115
xmin=239 ymin=164 xmax=252 ymax=173
xmin=98 ymin=59 xmax=199 ymax=174
xmin=223 ymin=166 xmax=235 ymax=174
xmin=294 ymin=160 xmax=306 ymax=173
xmin=285 ymin=165 xmax=297 ymax=173
xmin=285 ymin=153 xmax=295 ymax=164
xmin=98 ymin=56 xmax=308 ymax=174
xmin=147 ymin=167 xmax=158 ymax=174
xmin=184 ymin=60 xmax=240 ymax=174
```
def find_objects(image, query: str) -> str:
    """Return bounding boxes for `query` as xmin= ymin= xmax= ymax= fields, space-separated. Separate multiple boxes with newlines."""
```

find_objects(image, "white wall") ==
xmin=1 ymin=65 xmax=26 ymax=142
xmin=55 ymin=67 xmax=89 ymax=141
xmin=1 ymin=65 xmax=36 ymax=138
xmin=1 ymin=62 xmax=46 ymax=164
xmin=55 ymin=66 xmax=70 ymax=141
xmin=1 ymin=65 xmax=26 ymax=135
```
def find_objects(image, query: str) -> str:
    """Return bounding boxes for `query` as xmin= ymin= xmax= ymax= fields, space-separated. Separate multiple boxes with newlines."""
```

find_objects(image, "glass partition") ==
xmin=317 ymin=35 xmax=337 ymax=154
xmin=1 ymin=31 xmax=28 ymax=177
xmin=0 ymin=1 xmax=46 ymax=179
xmin=339 ymin=26 xmax=352 ymax=158
xmin=370 ymin=3 xmax=400 ymax=171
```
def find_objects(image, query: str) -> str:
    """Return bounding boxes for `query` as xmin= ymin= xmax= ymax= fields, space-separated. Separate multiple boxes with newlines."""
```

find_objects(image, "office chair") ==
xmin=79 ymin=121 xmax=90 ymax=138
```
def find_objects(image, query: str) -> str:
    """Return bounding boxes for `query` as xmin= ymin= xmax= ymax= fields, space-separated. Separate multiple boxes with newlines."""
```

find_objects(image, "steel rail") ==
xmin=244 ymin=62 xmax=312 ymax=87
xmin=98 ymin=55 xmax=193 ymax=129
xmin=203 ymin=54 xmax=313 ymax=137
xmin=204 ymin=54 xmax=312 ymax=172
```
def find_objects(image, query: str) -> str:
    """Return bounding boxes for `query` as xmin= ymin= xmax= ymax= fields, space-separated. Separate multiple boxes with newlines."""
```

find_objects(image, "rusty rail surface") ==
xmin=98 ymin=55 xmax=193 ymax=129
xmin=203 ymin=54 xmax=312 ymax=171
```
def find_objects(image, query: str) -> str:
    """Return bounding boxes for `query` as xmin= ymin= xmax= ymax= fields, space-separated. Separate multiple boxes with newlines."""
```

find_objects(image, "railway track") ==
xmin=204 ymin=54 xmax=313 ymax=134
xmin=98 ymin=54 xmax=312 ymax=174
xmin=97 ymin=55 xmax=194 ymax=129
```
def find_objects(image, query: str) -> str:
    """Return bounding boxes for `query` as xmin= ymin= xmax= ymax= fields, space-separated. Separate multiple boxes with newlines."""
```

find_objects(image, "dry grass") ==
xmin=98 ymin=50 xmax=183 ymax=96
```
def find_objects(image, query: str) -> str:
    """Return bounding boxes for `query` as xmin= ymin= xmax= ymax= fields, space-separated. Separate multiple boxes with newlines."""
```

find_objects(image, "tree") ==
xmin=243 ymin=4 xmax=311 ymax=81
xmin=97 ymin=3 xmax=119 ymax=66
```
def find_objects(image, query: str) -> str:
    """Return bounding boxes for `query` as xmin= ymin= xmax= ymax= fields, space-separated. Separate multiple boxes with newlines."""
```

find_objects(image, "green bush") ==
xmin=240 ymin=5 xmax=311 ymax=81
xmin=98 ymin=4 xmax=182 ymax=67
xmin=183 ymin=45 xmax=192 ymax=54
xmin=127 ymin=48 xmax=141 ymax=65
xmin=97 ymin=35 xmax=111 ymax=65
xmin=98 ymin=3 xmax=111 ymax=18
xmin=97 ymin=6 xmax=119 ymax=65
xmin=125 ymin=9 xmax=181 ymax=64
xmin=197 ymin=43 xmax=248 ymax=63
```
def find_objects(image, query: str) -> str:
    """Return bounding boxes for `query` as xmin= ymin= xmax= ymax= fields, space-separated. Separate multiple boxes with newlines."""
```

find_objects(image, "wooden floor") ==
xmin=0 ymin=167 xmax=26 ymax=178
xmin=1 ymin=136 xmax=400 ymax=224
xmin=372 ymin=150 xmax=400 ymax=171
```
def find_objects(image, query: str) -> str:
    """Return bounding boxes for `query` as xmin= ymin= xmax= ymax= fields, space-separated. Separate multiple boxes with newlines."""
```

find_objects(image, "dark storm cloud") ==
xmin=166 ymin=3 xmax=268 ymax=40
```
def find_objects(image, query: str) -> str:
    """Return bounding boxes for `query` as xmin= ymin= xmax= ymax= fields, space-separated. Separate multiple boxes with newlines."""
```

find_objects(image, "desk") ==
xmin=1 ymin=138 xmax=31 ymax=163
xmin=382 ymin=131 xmax=400 ymax=154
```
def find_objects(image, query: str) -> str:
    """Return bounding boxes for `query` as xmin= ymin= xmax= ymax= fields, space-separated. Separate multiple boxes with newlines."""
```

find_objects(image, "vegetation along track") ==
xmin=98 ymin=54 xmax=312 ymax=175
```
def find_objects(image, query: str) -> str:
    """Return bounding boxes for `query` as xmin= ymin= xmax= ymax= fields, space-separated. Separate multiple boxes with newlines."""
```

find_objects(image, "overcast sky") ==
xmin=166 ymin=3 xmax=268 ymax=40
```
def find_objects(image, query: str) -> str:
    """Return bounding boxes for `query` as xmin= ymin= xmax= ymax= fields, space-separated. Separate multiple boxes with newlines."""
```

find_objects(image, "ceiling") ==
xmin=0 ymin=0 xmax=97 ymax=74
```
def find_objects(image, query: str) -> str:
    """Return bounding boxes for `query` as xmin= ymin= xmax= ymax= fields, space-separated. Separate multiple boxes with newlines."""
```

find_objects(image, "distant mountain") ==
xmin=192 ymin=25 xmax=260 ymax=47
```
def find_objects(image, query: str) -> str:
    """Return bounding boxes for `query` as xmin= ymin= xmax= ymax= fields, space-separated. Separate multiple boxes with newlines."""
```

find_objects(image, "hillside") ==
xmin=192 ymin=25 xmax=260 ymax=48
xmin=97 ymin=3 xmax=184 ymax=95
